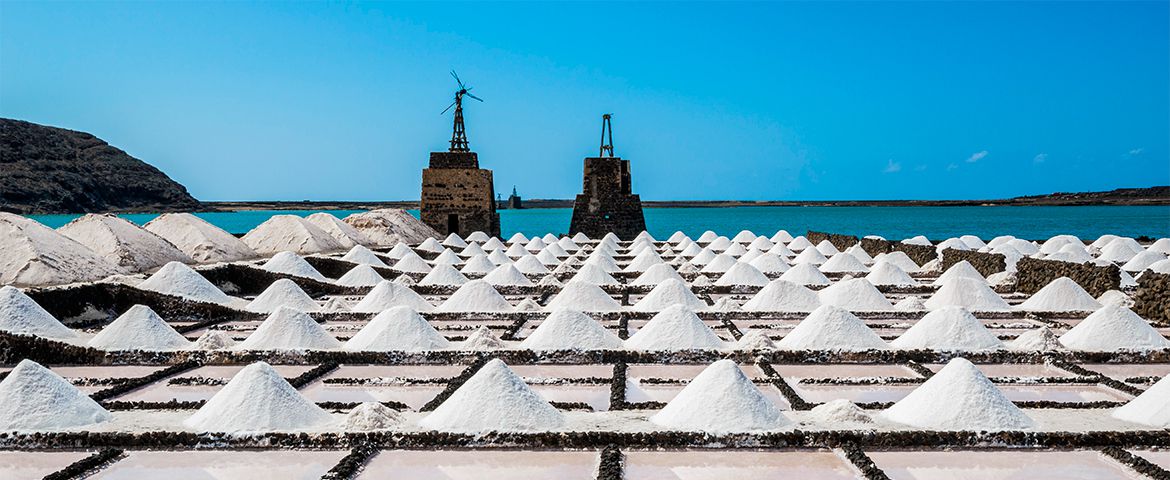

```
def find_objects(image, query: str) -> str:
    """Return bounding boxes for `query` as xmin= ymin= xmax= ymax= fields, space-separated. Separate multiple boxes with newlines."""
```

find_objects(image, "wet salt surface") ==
xmin=922 ymin=363 xmax=1077 ymax=378
xmin=0 ymin=450 xmax=91 ymax=480
xmin=867 ymin=450 xmax=1137 ymax=480
xmin=91 ymin=449 xmax=345 ymax=480
xmin=300 ymin=382 xmax=445 ymax=409
xmin=773 ymin=364 xmax=919 ymax=379
xmin=623 ymin=449 xmax=860 ymax=480
xmin=115 ymin=365 xmax=316 ymax=402
xmin=793 ymin=384 xmax=1131 ymax=404
xmin=356 ymin=450 xmax=600 ymax=480
xmin=1132 ymin=450 xmax=1170 ymax=471
xmin=1081 ymin=364 xmax=1170 ymax=382
xmin=627 ymin=364 xmax=765 ymax=380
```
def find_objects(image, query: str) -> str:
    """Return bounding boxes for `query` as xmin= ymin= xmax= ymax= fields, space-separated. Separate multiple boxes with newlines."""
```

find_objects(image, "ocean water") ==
xmin=25 ymin=205 xmax=1169 ymax=241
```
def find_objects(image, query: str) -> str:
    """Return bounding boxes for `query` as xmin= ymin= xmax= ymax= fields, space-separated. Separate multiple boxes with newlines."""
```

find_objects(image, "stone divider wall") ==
xmin=1014 ymin=257 xmax=1120 ymax=297
xmin=940 ymin=248 xmax=1007 ymax=277
xmin=806 ymin=231 xmax=859 ymax=251
xmin=893 ymin=243 xmax=938 ymax=267
xmin=1133 ymin=271 xmax=1170 ymax=325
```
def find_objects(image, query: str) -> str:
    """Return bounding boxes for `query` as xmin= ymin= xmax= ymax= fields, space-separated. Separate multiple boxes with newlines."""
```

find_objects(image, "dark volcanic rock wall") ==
xmin=1133 ymin=272 xmax=1170 ymax=325
xmin=1015 ymin=257 xmax=1121 ymax=297
xmin=0 ymin=118 xmax=200 ymax=214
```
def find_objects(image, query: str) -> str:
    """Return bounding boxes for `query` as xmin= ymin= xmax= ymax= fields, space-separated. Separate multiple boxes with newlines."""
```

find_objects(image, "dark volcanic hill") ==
xmin=0 ymin=118 xmax=200 ymax=214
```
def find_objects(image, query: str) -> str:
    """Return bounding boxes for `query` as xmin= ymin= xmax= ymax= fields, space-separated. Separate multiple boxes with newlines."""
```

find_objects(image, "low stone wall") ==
xmin=806 ymin=231 xmax=859 ymax=251
xmin=199 ymin=263 xmax=360 ymax=297
xmin=859 ymin=237 xmax=894 ymax=257
xmin=893 ymin=243 xmax=938 ymax=266
xmin=1015 ymin=257 xmax=1120 ymax=297
xmin=1133 ymin=271 xmax=1170 ymax=325
xmin=940 ymin=248 xmax=1007 ymax=277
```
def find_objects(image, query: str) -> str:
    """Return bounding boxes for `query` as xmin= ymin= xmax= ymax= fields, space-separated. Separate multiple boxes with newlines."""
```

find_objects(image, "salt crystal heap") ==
xmin=194 ymin=330 xmax=236 ymax=350
xmin=246 ymin=279 xmax=320 ymax=313
xmin=352 ymin=280 xmax=433 ymax=313
xmin=1017 ymin=277 xmax=1102 ymax=312
xmin=0 ymin=213 xmax=124 ymax=287
xmin=459 ymin=254 xmax=496 ymax=274
xmin=344 ymin=306 xmax=450 ymax=351
xmin=458 ymin=326 xmax=506 ymax=350
xmin=1112 ymin=376 xmax=1170 ymax=427
xmin=242 ymin=214 xmax=344 ymax=255
xmin=779 ymin=263 xmax=830 ymax=286
xmin=437 ymin=280 xmax=514 ymax=312
xmin=545 ymin=280 xmax=621 ymax=312
xmin=819 ymin=253 xmax=869 ymax=274
xmin=483 ymin=264 xmax=534 ymax=286
xmin=777 ymin=305 xmax=888 ymax=351
xmin=1059 ymin=305 xmax=1170 ymax=351
xmin=623 ymin=249 xmax=665 ymax=272
xmin=1097 ymin=290 xmax=1135 ymax=308
xmin=715 ymin=262 xmax=770 ymax=286
xmin=138 ymin=261 xmax=235 ymax=305
xmin=345 ymin=402 xmax=402 ymax=431
xmin=419 ymin=359 xmax=564 ymax=432
xmin=749 ymin=253 xmax=790 ymax=274
xmin=650 ymin=359 xmax=789 ymax=432
xmin=0 ymin=286 xmax=79 ymax=341
xmin=736 ymin=330 xmax=776 ymax=350
xmin=89 ymin=305 xmax=191 ymax=351
xmin=818 ymin=278 xmax=894 ymax=311
xmin=58 ymin=213 xmax=192 ymax=272
xmin=631 ymin=263 xmax=685 ymax=286
xmin=924 ymin=277 xmax=1011 ymax=312
xmin=932 ymin=261 xmax=986 ymax=287
xmin=341 ymin=245 xmax=388 ymax=267
xmin=236 ymin=306 xmax=341 ymax=350
xmin=521 ymin=309 xmax=623 ymax=350
xmin=335 ymin=264 xmax=385 ymax=287
xmin=866 ymin=261 xmax=918 ymax=287
xmin=184 ymin=362 xmax=333 ymax=432
xmin=881 ymin=357 xmax=1034 ymax=431
xmin=1010 ymin=326 xmax=1065 ymax=351
xmin=144 ymin=213 xmax=258 ymax=263
xmin=343 ymin=209 xmax=440 ymax=246
xmin=418 ymin=264 xmax=469 ymax=286
xmin=807 ymin=399 xmax=873 ymax=425
xmin=261 ymin=251 xmax=328 ymax=282
xmin=304 ymin=212 xmax=372 ymax=248
xmin=891 ymin=306 xmax=1004 ymax=351
xmin=625 ymin=304 xmax=726 ymax=350
xmin=632 ymin=278 xmax=708 ymax=311
xmin=0 ymin=360 xmax=112 ymax=430
xmin=741 ymin=279 xmax=821 ymax=312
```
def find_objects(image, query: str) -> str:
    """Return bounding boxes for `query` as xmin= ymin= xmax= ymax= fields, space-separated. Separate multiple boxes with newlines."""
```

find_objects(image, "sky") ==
xmin=2 ymin=1 xmax=1168 ymax=202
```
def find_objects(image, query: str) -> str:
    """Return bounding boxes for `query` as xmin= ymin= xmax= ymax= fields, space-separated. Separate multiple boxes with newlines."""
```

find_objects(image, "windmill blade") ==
xmin=465 ymin=92 xmax=484 ymax=102
xmin=441 ymin=100 xmax=457 ymax=115
xmin=450 ymin=70 xmax=465 ymax=89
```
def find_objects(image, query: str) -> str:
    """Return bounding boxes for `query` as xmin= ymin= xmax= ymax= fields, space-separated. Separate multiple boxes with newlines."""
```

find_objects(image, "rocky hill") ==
xmin=0 ymin=118 xmax=200 ymax=214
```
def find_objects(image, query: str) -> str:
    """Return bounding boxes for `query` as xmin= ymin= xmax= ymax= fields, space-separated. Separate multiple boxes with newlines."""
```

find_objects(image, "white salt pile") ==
xmin=246 ymin=279 xmax=320 ymax=313
xmin=461 ymin=242 xmax=487 ymax=257
xmin=394 ymin=274 xmax=416 ymax=286
xmin=418 ymin=264 xmax=470 ymax=286
xmin=715 ymin=262 xmax=770 ymax=286
xmin=420 ymin=238 xmax=446 ymax=253
xmin=845 ymin=244 xmax=874 ymax=264
xmin=815 ymin=240 xmax=841 ymax=256
xmin=343 ymin=208 xmax=440 ymax=245
xmin=458 ymin=325 xmax=506 ymax=350
xmin=881 ymin=357 xmax=1033 ymax=431
xmin=1123 ymin=250 xmax=1167 ymax=272
xmin=723 ymin=242 xmax=748 ymax=257
xmin=482 ymin=237 xmax=507 ymax=251
xmin=89 ymin=305 xmax=191 ymax=351
xmin=787 ymin=236 xmax=814 ymax=251
xmin=436 ymin=280 xmax=514 ymax=312
xmin=865 ymin=261 xmax=918 ymax=286
xmin=650 ymin=359 xmax=788 ymax=432
xmin=344 ymin=306 xmax=450 ymax=351
xmin=242 ymin=214 xmax=344 ymax=255
xmin=697 ymin=231 xmax=719 ymax=243
xmin=741 ymin=280 xmax=821 ymax=312
xmin=772 ymin=230 xmax=795 ymax=243
xmin=505 ymin=243 xmax=528 ymax=257
xmin=691 ymin=274 xmax=712 ymax=286
xmin=902 ymin=235 xmax=932 ymax=246
xmin=933 ymin=261 xmax=986 ymax=286
xmin=236 ymin=306 xmax=341 ymax=350
xmin=545 ymin=280 xmax=622 ymax=312
xmin=1017 ymin=277 xmax=1102 ymax=312
xmin=791 ymin=248 xmax=828 ymax=265
xmin=514 ymin=297 xmax=543 ymax=312
xmin=443 ymin=232 xmax=469 ymax=248
xmin=625 ymin=304 xmax=726 ymax=350
xmin=386 ymin=243 xmax=414 ymax=260
xmin=1009 ymin=327 xmax=1066 ymax=351
xmin=1059 ymin=305 xmax=1170 ymax=351
xmin=632 ymin=278 xmax=708 ymax=311
xmin=749 ymin=253 xmax=790 ymax=273
xmin=0 ymin=359 xmax=112 ymax=430
xmin=261 ymin=251 xmax=328 ymax=282
xmin=460 ymin=254 xmax=497 ymax=274
xmin=707 ymin=237 xmax=732 ymax=252
xmin=58 ymin=213 xmax=192 ymax=272
xmin=767 ymin=242 xmax=796 ymax=257
xmin=779 ymin=263 xmax=831 ymax=286
xmin=699 ymin=253 xmax=738 ymax=273
xmin=0 ymin=286 xmax=79 ymax=341
xmin=391 ymin=251 xmax=432 ymax=274
xmin=184 ymin=361 xmax=332 ymax=432
xmin=335 ymin=264 xmax=385 ymax=287
xmin=736 ymin=330 xmax=776 ymax=350
xmin=690 ymin=248 xmax=717 ymax=266
xmin=749 ymin=236 xmax=774 ymax=250
xmin=894 ymin=296 xmax=926 ymax=311
xmin=138 ymin=261 xmax=235 ymax=305
xmin=521 ymin=309 xmax=623 ymax=350
xmin=777 ymin=305 xmax=888 ymax=351
xmin=352 ymin=280 xmax=434 ymax=312
xmin=1151 ymin=238 xmax=1170 ymax=254
xmin=923 ymin=277 xmax=1011 ymax=311
xmin=345 ymin=402 xmax=402 ymax=431
xmin=483 ymin=264 xmax=534 ymax=286
xmin=507 ymin=232 xmax=529 ymax=244
xmin=1112 ymin=376 xmax=1170 ymax=428
xmin=305 ymin=212 xmax=372 ymax=248
xmin=1098 ymin=238 xmax=1143 ymax=263
xmin=890 ymin=306 xmax=1004 ymax=351
xmin=514 ymin=255 xmax=550 ymax=274
xmin=819 ymin=252 xmax=869 ymax=274
xmin=1097 ymin=290 xmax=1135 ymax=308
xmin=572 ymin=232 xmax=591 ymax=242
xmin=144 ymin=213 xmax=258 ymax=263
xmin=0 ymin=213 xmax=124 ymax=287
xmin=818 ymin=278 xmax=894 ymax=311
xmin=873 ymin=251 xmax=920 ymax=272
xmin=341 ymin=245 xmax=389 ymax=268
xmin=712 ymin=296 xmax=741 ymax=312
xmin=630 ymin=263 xmax=685 ymax=286
xmin=431 ymin=249 xmax=464 ymax=265
xmin=194 ymin=330 xmax=236 ymax=350
xmin=419 ymin=359 xmax=563 ymax=432
xmin=807 ymin=399 xmax=873 ymax=425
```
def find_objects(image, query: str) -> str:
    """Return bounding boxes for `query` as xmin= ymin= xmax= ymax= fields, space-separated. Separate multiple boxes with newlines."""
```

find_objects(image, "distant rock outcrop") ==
xmin=0 ymin=118 xmax=200 ymax=214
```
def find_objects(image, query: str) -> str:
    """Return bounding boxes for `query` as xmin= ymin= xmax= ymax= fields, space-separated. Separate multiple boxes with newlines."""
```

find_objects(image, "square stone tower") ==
xmin=568 ymin=155 xmax=646 ymax=240
xmin=420 ymin=151 xmax=500 ymax=238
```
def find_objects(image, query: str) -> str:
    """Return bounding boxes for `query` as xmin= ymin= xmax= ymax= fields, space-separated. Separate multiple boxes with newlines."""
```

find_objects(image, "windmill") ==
xmin=441 ymin=71 xmax=483 ymax=152
xmin=599 ymin=113 xmax=615 ymax=157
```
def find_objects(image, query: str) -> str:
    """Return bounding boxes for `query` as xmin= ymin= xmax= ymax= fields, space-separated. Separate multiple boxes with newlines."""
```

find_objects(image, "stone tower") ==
xmin=568 ymin=114 xmax=645 ymax=240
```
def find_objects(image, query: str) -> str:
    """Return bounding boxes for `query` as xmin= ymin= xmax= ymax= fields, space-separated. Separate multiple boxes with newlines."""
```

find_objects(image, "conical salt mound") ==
xmin=818 ymin=278 xmax=894 ymax=311
xmin=89 ymin=305 xmax=191 ymax=351
xmin=633 ymin=278 xmax=707 ymax=311
xmin=631 ymin=263 xmax=685 ymax=286
xmin=0 ymin=286 xmax=78 ymax=340
xmin=184 ymin=362 xmax=332 ymax=432
xmin=777 ymin=305 xmax=888 ymax=351
xmin=261 ymin=251 xmax=328 ymax=281
xmin=521 ymin=309 xmax=623 ymax=350
xmin=778 ymin=263 xmax=830 ymax=286
xmin=571 ymin=263 xmax=620 ymax=285
xmin=246 ymin=279 xmax=320 ymax=313
xmin=437 ymin=280 xmax=514 ymax=312
xmin=194 ymin=330 xmax=236 ymax=350
xmin=891 ymin=306 xmax=1004 ymax=351
xmin=460 ymin=254 xmax=496 ymax=274
xmin=866 ymin=261 xmax=918 ymax=286
xmin=0 ymin=360 xmax=109 ymax=431
xmin=650 ymin=360 xmax=788 ymax=432
xmin=1010 ymin=327 xmax=1065 ymax=351
xmin=483 ymin=264 xmax=534 ymax=286
xmin=305 ymin=212 xmax=372 ymax=248
xmin=1113 ymin=376 xmax=1170 ymax=427
xmin=881 ymin=358 xmax=1033 ymax=431
xmin=736 ymin=330 xmax=776 ymax=350
xmin=242 ymin=215 xmax=344 ymax=255
xmin=392 ymin=251 xmax=432 ymax=273
xmin=715 ymin=262 xmax=770 ymax=286
xmin=138 ymin=261 xmax=234 ymax=305
xmin=819 ymin=253 xmax=869 ymax=274
xmin=236 ymin=306 xmax=341 ymax=350
xmin=1017 ymin=277 xmax=1102 ymax=312
xmin=335 ymin=264 xmax=385 ymax=287
xmin=344 ymin=306 xmax=450 ymax=351
xmin=933 ymin=261 xmax=986 ymax=286
xmin=58 ymin=213 xmax=193 ymax=271
xmin=623 ymin=249 xmax=665 ymax=272
xmin=458 ymin=325 xmax=506 ymax=350
xmin=345 ymin=402 xmax=402 ymax=431
xmin=545 ymin=280 xmax=621 ymax=312
xmin=1059 ymin=305 xmax=1170 ymax=351
xmin=418 ymin=264 xmax=469 ymax=286
xmin=341 ymin=245 xmax=389 ymax=267
xmin=625 ymin=304 xmax=726 ymax=350
xmin=419 ymin=359 xmax=564 ymax=432
xmin=143 ymin=213 xmax=258 ymax=264
xmin=741 ymin=280 xmax=821 ymax=312
xmin=924 ymin=277 xmax=1011 ymax=311
xmin=894 ymin=296 xmax=926 ymax=311
xmin=352 ymin=280 xmax=433 ymax=313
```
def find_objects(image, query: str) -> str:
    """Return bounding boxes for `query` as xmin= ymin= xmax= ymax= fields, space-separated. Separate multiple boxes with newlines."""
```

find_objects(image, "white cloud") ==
xmin=883 ymin=159 xmax=902 ymax=173
xmin=947 ymin=163 xmax=959 ymax=171
xmin=1128 ymin=148 xmax=1144 ymax=157
xmin=1033 ymin=153 xmax=1048 ymax=163
xmin=966 ymin=150 xmax=988 ymax=163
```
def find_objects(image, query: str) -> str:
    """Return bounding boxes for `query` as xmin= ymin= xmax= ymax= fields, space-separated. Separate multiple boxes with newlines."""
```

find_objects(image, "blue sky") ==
xmin=2 ymin=1 xmax=1167 ymax=201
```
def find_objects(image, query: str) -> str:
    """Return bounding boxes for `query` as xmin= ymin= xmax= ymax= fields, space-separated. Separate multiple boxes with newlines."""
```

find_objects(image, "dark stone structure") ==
xmin=1133 ymin=271 xmax=1170 ymax=325
xmin=569 ymin=156 xmax=646 ymax=240
xmin=420 ymin=151 xmax=500 ymax=238
xmin=807 ymin=231 xmax=859 ymax=252
xmin=506 ymin=186 xmax=523 ymax=209
xmin=1015 ymin=257 xmax=1120 ymax=297
xmin=940 ymin=248 xmax=1007 ymax=277
xmin=860 ymin=237 xmax=894 ymax=257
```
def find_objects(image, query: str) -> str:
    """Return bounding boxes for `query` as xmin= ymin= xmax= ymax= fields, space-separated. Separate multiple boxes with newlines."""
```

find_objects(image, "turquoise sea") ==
xmin=26 ymin=205 xmax=1170 ymax=241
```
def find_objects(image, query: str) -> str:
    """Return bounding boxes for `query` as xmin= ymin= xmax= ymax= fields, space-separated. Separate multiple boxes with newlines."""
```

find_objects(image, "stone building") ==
xmin=506 ymin=186 xmax=523 ymax=209
xmin=420 ymin=151 xmax=500 ymax=238
xmin=568 ymin=156 xmax=645 ymax=240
